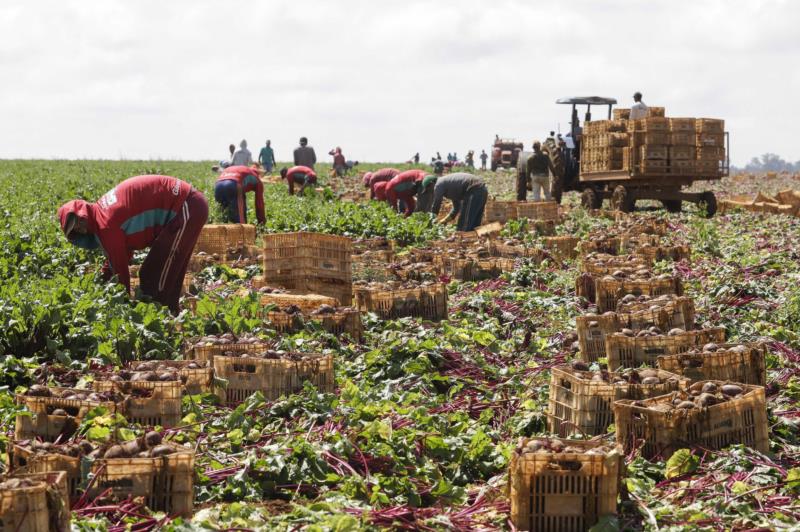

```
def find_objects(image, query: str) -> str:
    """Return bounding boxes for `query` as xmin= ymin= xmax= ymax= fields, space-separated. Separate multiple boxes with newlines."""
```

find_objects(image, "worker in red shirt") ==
xmin=385 ymin=169 xmax=426 ymax=216
xmin=214 ymin=165 xmax=266 ymax=224
xmin=373 ymin=181 xmax=389 ymax=202
xmin=362 ymin=172 xmax=373 ymax=188
xmin=329 ymin=147 xmax=347 ymax=176
xmin=366 ymin=168 xmax=401 ymax=199
xmin=280 ymin=166 xmax=317 ymax=196
xmin=57 ymin=175 xmax=208 ymax=314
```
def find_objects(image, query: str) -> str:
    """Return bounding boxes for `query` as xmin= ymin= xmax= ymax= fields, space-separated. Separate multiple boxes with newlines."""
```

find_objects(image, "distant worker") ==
xmin=367 ymin=168 xmax=400 ymax=199
xmin=436 ymin=152 xmax=442 ymax=161
xmin=231 ymin=139 xmax=253 ymax=166
xmin=280 ymin=165 xmax=317 ymax=196
xmin=258 ymin=140 xmax=276 ymax=173
xmin=429 ymin=173 xmax=488 ymax=232
xmin=480 ymin=150 xmax=488 ymax=170
xmin=329 ymin=147 xmax=346 ymax=176
xmin=372 ymin=181 xmax=389 ymax=202
xmin=293 ymin=137 xmax=317 ymax=170
xmin=385 ymin=170 xmax=426 ymax=217
xmin=413 ymin=152 xmax=420 ymax=164
xmin=214 ymin=165 xmax=266 ymax=225
xmin=57 ymin=175 xmax=208 ymax=314
xmin=453 ymin=152 xmax=458 ymax=162
xmin=465 ymin=151 xmax=474 ymax=169
xmin=218 ymin=144 xmax=236 ymax=170
xmin=629 ymin=91 xmax=649 ymax=120
xmin=522 ymin=141 xmax=556 ymax=201
xmin=545 ymin=131 xmax=557 ymax=151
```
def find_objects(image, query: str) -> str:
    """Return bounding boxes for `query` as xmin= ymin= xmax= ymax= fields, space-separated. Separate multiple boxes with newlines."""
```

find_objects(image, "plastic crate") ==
xmin=259 ymin=293 xmax=338 ymax=313
xmin=93 ymin=380 xmax=182 ymax=428
xmin=482 ymin=201 xmax=514 ymax=223
xmin=634 ymin=245 xmax=691 ymax=263
xmin=509 ymin=438 xmax=622 ymax=531
xmin=10 ymin=445 xmax=81 ymax=505
xmin=515 ymin=201 xmax=559 ymax=222
xmin=606 ymin=327 xmax=726 ymax=370
xmin=194 ymin=224 xmax=257 ymax=255
xmin=213 ymin=353 xmax=334 ymax=406
xmin=616 ymin=295 xmax=695 ymax=331
xmin=354 ymin=284 xmax=448 ymax=321
xmin=547 ymin=366 xmax=688 ymax=437
xmin=186 ymin=341 xmax=273 ymax=364
xmin=270 ymin=276 xmax=353 ymax=307
xmin=89 ymin=443 xmax=195 ymax=516
xmin=579 ymin=238 xmax=621 ymax=256
xmin=262 ymin=232 xmax=352 ymax=283
xmin=14 ymin=387 xmax=127 ymax=442
xmin=267 ymin=308 xmax=362 ymax=341
xmin=127 ymin=360 xmax=215 ymax=396
xmin=440 ymin=257 xmax=514 ymax=282
xmin=0 ymin=470 xmax=69 ymax=532
xmin=696 ymin=118 xmax=724 ymax=134
xmin=657 ymin=343 xmax=767 ymax=387
xmin=542 ymin=236 xmax=579 ymax=261
xmin=614 ymin=382 xmax=768 ymax=459
xmin=595 ymin=276 xmax=682 ymax=313
xmin=490 ymin=243 xmax=546 ymax=261
xmin=576 ymin=313 xmax=622 ymax=363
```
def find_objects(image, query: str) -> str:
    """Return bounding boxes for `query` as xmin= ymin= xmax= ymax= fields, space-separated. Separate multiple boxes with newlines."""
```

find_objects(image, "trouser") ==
xmin=457 ymin=184 xmax=488 ymax=232
xmin=531 ymin=173 xmax=551 ymax=201
xmin=288 ymin=174 xmax=307 ymax=195
xmin=264 ymin=162 xmax=274 ymax=173
xmin=214 ymin=179 xmax=245 ymax=223
xmin=140 ymin=190 xmax=209 ymax=314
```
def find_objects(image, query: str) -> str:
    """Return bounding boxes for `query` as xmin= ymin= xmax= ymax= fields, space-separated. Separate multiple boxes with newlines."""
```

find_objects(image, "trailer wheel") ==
xmin=698 ymin=191 xmax=717 ymax=218
xmin=611 ymin=185 xmax=634 ymax=213
xmin=661 ymin=199 xmax=682 ymax=213
xmin=580 ymin=188 xmax=602 ymax=210
xmin=490 ymin=162 xmax=497 ymax=172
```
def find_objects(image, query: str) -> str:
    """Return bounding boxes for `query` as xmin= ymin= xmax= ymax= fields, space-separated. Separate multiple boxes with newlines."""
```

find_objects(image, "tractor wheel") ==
xmin=548 ymin=149 xmax=566 ymax=204
xmin=661 ymin=199 xmax=682 ymax=213
xmin=698 ymin=191 xmax=717 ymax=218
xmin=611 ymin=185 xmax=634 ymax=213
xmin=491 ymin=162 xmax=497 ymax=172
xmin=580 ymin=188 xmax=602 ymax=210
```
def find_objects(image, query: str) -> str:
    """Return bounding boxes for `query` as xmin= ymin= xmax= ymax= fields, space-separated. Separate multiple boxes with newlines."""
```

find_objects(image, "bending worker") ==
xmin=214 ymin=165 xmax=266 ymax=225
xmin=280 ymin=165 xmax=317 ymax=196
xmin=428 ymin=172 xmax=488 ymax=232
xmin=57 ymin=175 xmax=208 ymax=314
xmin=373 ymin=181 xmax=389 ymax=202
xmin=385 ymin=169 xmax=425 ymax=217
xmin=365 ymin=167 xmax=400 ymax=199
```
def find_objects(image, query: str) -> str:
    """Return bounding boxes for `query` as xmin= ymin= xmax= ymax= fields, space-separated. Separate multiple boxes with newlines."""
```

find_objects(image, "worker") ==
xmin=385 ymin=169 xmax=425 ymax=217
xmin=217 ymin=144 xmax=236 ymax=170
xmin=280 ymin=165 xmax=317 ymax=196
xmin=258 ymin=140 xmax=276 ymax=173
xmin=329 ymin=147 xmax=346 ymax=176
xmin=367 ymin=168 xmax=400 ymax=199
xmin=214 ymin=165 xmax=266 ymax=225
xmin=629 ymin=91 xmax=649 ymax=120
xmin=465 ymin=151 xmax=474 ymax=169
xmin=413 ymin=153 xmax=420 ymax=164
xmin=480 ymin=150 xmax=488 ymax=170
xmin=416 ymin=174 xmax=438 ymax=213
xmin=430 ymin=173 xmax=488 ymax=232
xmin=373 ymin=181 xmax=389 ymax=202
xmin=57 ymin=175 xmax=208 ymax=314
xmin=545 ymin=131 xmax=557 ymax=151
xmin=522 ymin=141 xmax=556 ymax=201
xmin=293 ymin=137 xmax=317 ymax=170
xmin=231 ymin=140 xmax=253 ymax=166
xmin=362 ymin=172 xmax=373 ymax=188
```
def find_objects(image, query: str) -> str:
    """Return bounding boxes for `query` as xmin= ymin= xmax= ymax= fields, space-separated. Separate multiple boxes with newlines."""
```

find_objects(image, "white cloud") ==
xmin=1 ymin=0 xmax=798 ymax=165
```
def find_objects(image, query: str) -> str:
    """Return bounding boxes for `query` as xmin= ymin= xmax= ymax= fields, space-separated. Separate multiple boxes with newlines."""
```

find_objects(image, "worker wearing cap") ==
xmin=214 ymin=165 xmax=266 ymax=225
xmin=524 ymin=141 xmax=557 ymax=201
xmin=629 ymin=92 xmax=649 ymax=120
xmin=366 ymin=168 xmax=401 ymax=199
xmin=416 ymin=174 xmax=438 ymax=213
xmin=280 ymin=165 xmax=317 ymax=196
xmin=385 ymin=170 xmax=425 ymax=217
xmin=430 ymin=173 xmax=488 ymax=232
xmin=57 ymin=175 xmax=208 ymax=314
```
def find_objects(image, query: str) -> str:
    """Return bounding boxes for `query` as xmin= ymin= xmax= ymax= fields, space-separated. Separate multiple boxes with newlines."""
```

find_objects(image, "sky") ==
xmin=1 ymin=0 xmax=798 ymax=165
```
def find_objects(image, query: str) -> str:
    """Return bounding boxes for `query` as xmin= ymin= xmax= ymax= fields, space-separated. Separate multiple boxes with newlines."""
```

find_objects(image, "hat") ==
xmin=63 ymin=212 xmax=78 ymax=239
xmin=422 ymin=175 xmax=438 ymax=189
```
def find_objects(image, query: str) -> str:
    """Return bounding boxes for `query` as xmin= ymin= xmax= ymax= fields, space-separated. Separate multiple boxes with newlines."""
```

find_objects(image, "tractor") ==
xmin=491 ymin=137 xmax=524 ymax=171
xmin=517 ymin=96 xmax=729 ymax=216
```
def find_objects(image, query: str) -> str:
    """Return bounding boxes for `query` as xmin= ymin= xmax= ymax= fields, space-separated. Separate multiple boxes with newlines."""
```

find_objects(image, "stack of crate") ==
xmin=668 ymin=118 xmax=697 ymax=175
xmin=581 ymin=120 xmax=629 ymax=173
xmin=627 ymin=117 xmax=669 ymax=175
xmin=696 ymin=118 xmax=726 ymax=176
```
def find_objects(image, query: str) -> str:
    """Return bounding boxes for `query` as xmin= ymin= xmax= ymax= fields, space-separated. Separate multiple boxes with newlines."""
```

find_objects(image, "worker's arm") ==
xmin=430 ymin=185 xmax=445 ymax=217
xmin=98 ymin=229 xmax=132 ymax=293
xmin=386 ymin=187 xmax=399 ymax=210
xmin=310 ymin=149 xmax=317 ymax=166
xmin=293 ymin=149 xmax=300 ymax=166
xmin=255 ymin=179 xmax=266 ymax=224
xmin=403 ymin=194 xmax=416 ymax=217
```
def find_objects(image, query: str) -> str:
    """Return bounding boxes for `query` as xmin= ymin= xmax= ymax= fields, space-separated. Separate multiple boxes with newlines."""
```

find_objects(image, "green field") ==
xmin=1 ymin=160 xmax=799 ymax=530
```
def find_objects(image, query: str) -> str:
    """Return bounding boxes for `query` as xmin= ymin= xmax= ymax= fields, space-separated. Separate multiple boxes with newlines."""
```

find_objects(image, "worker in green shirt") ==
xmin=259 ymin=140 xmax=276 ymax=173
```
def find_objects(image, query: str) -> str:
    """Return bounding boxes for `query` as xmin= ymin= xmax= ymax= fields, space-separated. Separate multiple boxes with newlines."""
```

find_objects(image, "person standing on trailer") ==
xmin=57 ymin=175 xmax=208 ymax=314
xmin=429 ymin=173 xmax=488 ymax=232
xmin=214 ymin=165 xmax=266 ymax=225
xmin=258 ymin=140 xmax=276 ymax=173
xmin=385 ymin=169 xmax=425 ymax=217
xmin=280 ymin=165 xmax=317 ymax=196
xmin=629 ymin=91 xmax=649 ymax=120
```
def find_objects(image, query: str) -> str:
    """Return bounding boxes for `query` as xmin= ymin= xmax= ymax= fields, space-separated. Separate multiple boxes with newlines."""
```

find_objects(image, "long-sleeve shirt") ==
xmin=286 ymin=165 xmax=317 ymax=195
xmin=217 ymin=165 xmax=265 ymax=224
xmin=367 ymin=168 xmax=401 ymax=198
xmin=231 ymin=148 xmax=253 ymax=166
xmin=373 ymin=181 xmax=388 ymax=201
xmin=430 ymin=173 xmax=485 ymax=219
xmin=293 ymin=146 xmax=317 ymax=169
xmin=385 ymin=171 xmax=422 ymax=216
xmin=258 ymin=146 xmax=275 ymax=167
xmin=629 ymin=101 xmax=649 ymax=120
xmin=57 ymin=175 xmax=193 ymax=292
xmin=329 ymin=150 xmax=346 ymax=167
xmin=526 ymin=151 xmax=555 ymax=176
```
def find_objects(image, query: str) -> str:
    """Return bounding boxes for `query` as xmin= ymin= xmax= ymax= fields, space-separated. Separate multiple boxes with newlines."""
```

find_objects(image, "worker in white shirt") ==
xmin=231 ymin=139 xmax=253 ymax=166
xmin=629 ymin=92 xmax=649 ymax=120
